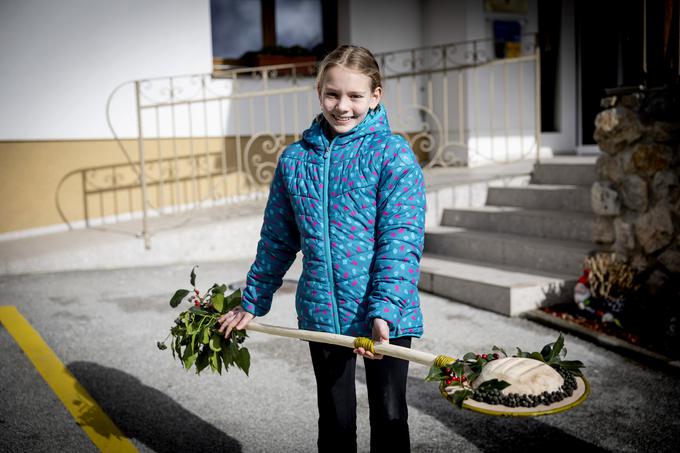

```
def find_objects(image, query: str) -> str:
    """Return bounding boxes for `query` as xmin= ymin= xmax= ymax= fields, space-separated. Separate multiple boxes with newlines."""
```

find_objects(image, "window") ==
xmin=275 ymin=0 xmax=323 ymax=49
xmin=211 ymin=0 xmax=337 ymax=67
xmin=211 ymin=0 xmax=263 ymax=61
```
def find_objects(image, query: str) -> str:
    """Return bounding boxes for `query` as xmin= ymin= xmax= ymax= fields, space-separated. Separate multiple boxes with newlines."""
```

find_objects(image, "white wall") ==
xmin=422 ymin=0 xmax=468 ymax=45
xmin=2 ymin=0 xmax=575 ymax=157
xmin=341 ymin=0 xmax=424 ymax=52
xmin=0 ymin=0 xmax=212 ymax=140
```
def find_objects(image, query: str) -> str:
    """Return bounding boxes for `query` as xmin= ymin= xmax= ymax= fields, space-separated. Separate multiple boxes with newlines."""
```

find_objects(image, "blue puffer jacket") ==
xmin=240 ymin=104 xmax=426 ymax=338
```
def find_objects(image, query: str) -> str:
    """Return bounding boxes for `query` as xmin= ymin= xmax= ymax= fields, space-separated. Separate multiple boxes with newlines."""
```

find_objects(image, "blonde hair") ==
xmin=316 ymin=45 xmax=382 ymax=94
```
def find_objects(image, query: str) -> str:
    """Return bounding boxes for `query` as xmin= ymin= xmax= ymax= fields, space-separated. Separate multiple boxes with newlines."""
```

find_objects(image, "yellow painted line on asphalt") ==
xmin=0 ymin=306 xmax=138 ymax=453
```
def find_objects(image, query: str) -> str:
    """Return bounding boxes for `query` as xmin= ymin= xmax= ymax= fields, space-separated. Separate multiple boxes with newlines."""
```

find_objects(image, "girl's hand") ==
xmin=217 ymin=306 xmax=255 ymax=339
xmin=354 ymin=318 xmax=389 ymax=360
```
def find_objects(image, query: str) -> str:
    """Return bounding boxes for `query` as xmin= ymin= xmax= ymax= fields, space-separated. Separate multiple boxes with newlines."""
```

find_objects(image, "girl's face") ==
xmin=319 ymin=65 xmax=382 ymax=136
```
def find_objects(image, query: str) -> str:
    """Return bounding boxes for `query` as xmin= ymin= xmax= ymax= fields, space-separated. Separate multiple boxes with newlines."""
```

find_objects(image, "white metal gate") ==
xmin=57 ymin=35 xmax=540 ymax=248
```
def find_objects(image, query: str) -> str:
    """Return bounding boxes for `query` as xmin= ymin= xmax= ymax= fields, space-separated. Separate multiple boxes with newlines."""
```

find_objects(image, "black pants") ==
xmin=309 ymin=337 xmax=411 ymax=453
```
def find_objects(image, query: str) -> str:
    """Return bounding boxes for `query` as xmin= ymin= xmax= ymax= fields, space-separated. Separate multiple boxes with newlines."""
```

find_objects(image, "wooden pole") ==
xmin=246 ymin=321 xmax=439 ymax=367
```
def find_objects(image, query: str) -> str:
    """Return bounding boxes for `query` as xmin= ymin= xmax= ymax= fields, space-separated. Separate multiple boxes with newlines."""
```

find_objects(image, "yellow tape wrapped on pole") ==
xmin=246 ymin=321 xmax=589 ymax=417
xmin=0 ymin=306 xmax=138 ymax=452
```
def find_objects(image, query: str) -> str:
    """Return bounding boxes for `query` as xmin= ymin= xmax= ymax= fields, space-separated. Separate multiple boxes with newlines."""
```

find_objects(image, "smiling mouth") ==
xmin=332 ymin=114 xmax=356 ymax=122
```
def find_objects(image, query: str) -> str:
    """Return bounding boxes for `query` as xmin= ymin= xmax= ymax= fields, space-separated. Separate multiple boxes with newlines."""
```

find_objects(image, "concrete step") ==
xmin=423 ymin=226 xmax=592 ymax=275
xmin=486 ymin=184 xmax=592 ymax=213
xmin=530 ymin=159 xmax=597 ymax=187
xmin=419 ymin=254 xmax=575 ymax=316
xmin=424 ymin=174 xmax=531 ymax=229
xmin=440 ymin=206 xmax=594 ymax=242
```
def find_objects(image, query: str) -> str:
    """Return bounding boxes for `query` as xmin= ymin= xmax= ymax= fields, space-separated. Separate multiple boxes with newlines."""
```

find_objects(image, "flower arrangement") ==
xmin=587 ymin=252 xmax=640 ymax=303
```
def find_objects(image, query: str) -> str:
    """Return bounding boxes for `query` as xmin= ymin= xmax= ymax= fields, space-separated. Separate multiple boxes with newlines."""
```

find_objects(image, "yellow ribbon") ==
xmin=434 ymin=354 xmax=456 ymax=368
xmin=353 ymin=337 xmax=375 ymax=353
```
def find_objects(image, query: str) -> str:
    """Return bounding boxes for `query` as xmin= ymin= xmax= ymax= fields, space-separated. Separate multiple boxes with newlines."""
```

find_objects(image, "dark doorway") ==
xmin=538 ymin=0 xmax=562 ymax=133
xmin=577 ymin=0 xmax=644 ymax=145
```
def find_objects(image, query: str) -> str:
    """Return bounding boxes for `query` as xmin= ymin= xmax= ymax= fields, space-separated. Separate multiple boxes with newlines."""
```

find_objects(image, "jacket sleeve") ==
xmin=366 ymin=136 xmax=426 ymax=334
xmin=241 ymin=159 xmax=301 ymax=316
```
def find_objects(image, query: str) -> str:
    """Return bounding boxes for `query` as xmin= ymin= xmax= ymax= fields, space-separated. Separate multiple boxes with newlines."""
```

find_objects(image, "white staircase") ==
xmin=419 ymin=157 xmax=598 ymax=316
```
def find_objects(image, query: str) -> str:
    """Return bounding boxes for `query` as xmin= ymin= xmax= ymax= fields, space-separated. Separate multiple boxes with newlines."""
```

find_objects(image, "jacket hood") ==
xmin=302 ymin=104 xmax=391 ymax=153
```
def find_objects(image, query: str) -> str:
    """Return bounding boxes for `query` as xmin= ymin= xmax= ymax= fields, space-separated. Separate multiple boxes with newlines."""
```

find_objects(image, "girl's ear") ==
xmin=369 ymin=86 xmax=382 ymax=109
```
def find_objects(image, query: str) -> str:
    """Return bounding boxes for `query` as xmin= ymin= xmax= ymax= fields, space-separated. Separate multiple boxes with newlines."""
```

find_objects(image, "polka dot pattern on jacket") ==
xmin=241 ymin=104 xmax=426 ymax=339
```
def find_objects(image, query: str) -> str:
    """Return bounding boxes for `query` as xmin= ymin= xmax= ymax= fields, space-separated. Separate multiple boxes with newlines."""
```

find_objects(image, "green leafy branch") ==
xmin=157 ymin=266 xmax=251 ymax=376
xmin=515 ymin=333 xmax=585 ymax=377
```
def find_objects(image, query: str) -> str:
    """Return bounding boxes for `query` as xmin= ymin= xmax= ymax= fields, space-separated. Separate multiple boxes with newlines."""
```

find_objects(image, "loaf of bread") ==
xmin=471 ymin=357 xmax=564 ymax=395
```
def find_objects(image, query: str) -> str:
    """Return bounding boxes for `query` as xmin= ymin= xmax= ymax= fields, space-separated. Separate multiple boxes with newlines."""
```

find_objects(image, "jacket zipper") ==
xmin=323 ymin=141 xmax=342 ymax=334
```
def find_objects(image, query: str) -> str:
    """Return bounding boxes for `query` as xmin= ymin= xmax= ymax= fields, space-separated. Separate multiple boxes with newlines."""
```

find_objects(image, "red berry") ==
xmin=194 ymin=288 xmax=200 ymax=295
xmin=493 ymin=353 xmax=499 ymax=359
xmin=194 ymin=300 xmax=200 ymax=307
xmin=445 ymin=378 xmax=453 ymax=385
xmin=482 ymin=354 xmax=488 ymax=359
xmin=461 ymin=376 xmax=467 ymax=382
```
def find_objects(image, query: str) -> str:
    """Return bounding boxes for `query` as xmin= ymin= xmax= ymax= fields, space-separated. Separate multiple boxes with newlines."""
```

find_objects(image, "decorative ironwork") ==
xmin=57 ymin=36 xmax=540 ymax=245
xmin=374 ymin=34 xmax=534 ymax=77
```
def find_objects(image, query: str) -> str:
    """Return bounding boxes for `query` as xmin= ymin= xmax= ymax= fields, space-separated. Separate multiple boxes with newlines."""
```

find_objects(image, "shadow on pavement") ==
xmin=404 ymin=377 xmax=610 ymax=452
xmin=68 ymin=362 xmax=242 ymax=453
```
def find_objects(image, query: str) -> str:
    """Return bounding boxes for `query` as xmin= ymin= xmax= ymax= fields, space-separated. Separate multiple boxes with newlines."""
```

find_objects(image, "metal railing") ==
xmin=56 ymin=35 xmax=540 ymax=247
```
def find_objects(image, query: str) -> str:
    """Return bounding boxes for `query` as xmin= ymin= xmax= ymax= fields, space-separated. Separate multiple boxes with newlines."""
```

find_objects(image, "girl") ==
xmin=218 ymin=45 xmax=426 ymax=453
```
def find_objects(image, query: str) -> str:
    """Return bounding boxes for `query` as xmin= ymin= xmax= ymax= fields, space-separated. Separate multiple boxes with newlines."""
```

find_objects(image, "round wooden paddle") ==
xmin=245 ymin=321 xmax=589 ymax=416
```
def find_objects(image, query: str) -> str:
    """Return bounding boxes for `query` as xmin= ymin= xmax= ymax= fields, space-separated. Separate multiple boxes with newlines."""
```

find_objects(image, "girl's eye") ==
xmin=326 ymin=92 xmax=338 ymax=98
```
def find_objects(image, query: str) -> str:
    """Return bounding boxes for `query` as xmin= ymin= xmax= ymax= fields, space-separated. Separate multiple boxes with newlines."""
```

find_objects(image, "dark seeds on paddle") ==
xmin=471 ymin=368 xmax=578 ymax=408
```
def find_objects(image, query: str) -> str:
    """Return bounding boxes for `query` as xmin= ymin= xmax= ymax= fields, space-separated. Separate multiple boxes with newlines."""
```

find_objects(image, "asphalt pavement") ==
xmin=1 ymin=258 xmax=679 ymax=452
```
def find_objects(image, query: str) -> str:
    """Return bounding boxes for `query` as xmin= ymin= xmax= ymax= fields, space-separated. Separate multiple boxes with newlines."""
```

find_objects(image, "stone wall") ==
xmin=591 ymin=85 xmax=680 ymax=337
